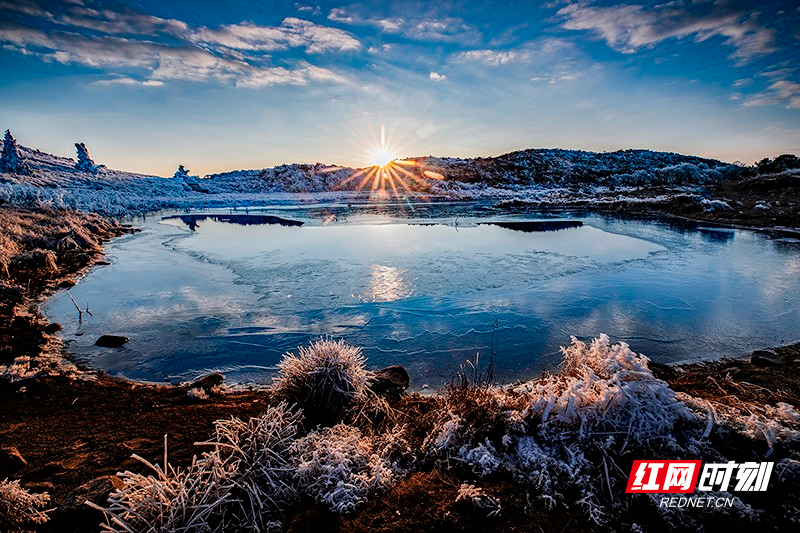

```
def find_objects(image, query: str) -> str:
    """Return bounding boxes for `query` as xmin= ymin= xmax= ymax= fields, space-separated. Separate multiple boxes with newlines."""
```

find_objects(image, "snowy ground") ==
xmin=0 ymin=145 xmax=749 ymax=216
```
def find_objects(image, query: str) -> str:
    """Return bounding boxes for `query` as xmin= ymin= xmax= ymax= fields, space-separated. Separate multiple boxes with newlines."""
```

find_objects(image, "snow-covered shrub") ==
xmin=699 ymin=198 xmax=731 ymax=211
xmin=291 ymin=424 xmax=397 ymax=513
xmin=455 ymin=483 xmax=501 ymax=517
xmin=0 ymin=479 xmax=50 ymax=529
xmin=424 ymin=385 xmax=524 ymax=474
xmin=203 ymin=403 xmax=303 ymax=528
xmin=75 ymin=142 xmax=102 ymax=173
xmin=0 ymin=131 xmax=31 ymax=176
xmin=518 ymin=334 xmax=695 ymax=447
xmin=96 ymin=404 xmax=301 ymax=532
xmin=273 ymin=339 xmax=373 ymax=425
xmin=94 ymin=452 xmax=235 ymax=533
xmin=174 ymin=165 xmax=191 ymax=179
xmin=678 ymin=394 xmax=800 ymax=447
xmin=654 ymin=163 xmax=706 ymax=185
xmin=426 ymin=335 xmax=707 ymax=525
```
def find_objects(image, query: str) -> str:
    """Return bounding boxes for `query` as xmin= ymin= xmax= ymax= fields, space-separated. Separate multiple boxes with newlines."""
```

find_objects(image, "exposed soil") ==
xmin=0 ymin=188 xmax=799 ymax=532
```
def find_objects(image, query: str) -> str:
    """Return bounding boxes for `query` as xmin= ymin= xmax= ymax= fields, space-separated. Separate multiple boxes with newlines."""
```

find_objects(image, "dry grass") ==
xmin=0 ymin=206 xmax=120 ymax=283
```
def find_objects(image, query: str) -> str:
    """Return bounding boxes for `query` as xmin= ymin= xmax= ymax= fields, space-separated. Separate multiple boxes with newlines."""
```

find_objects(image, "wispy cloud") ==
xmin=93 ymin=77 xmax=165 ymax=87
xmin=191 ymin=17 xmax=360 ymax=54
xmin=429 ymin=71 xmax=447 ymax=81
xmin=328 ymin=6 xmax=480 ymax=44
xmin=453 ymin=49 xmax=520 ymax=66
xmin=56 ymin=4 xmax=189 ymax=38
xmin=0 ymin=0 xmax=357 ymax=87
xmin=743 ymin=79 xmax=800 ymax=109
xmin=558 ymin=1 xmax=777 ymax=64
xmin=452 ymin=38 xmax=575 ymax=68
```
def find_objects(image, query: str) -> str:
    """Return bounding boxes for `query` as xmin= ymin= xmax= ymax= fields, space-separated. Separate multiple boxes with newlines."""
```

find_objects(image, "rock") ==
xmin=0 ymin=447 xmax=27 ymax=477
xmin=751 ymin=349 xmax=783 ymax=367
xmin=44 ymin=322 xmax=62 ymax=334
xmin=190 ymin=372 xmax=224 ymax=390
xmin=369 ymin=365 xmax=410 ymax=400
xmin=59 ymin=475 xmax=123 ymax=512
xmin=23 ymin=481 xmax=54 ymax=493
xmin=95 ymin=335 xmax=128 ymax=348
xmin=38 ymin=461 xmax=67 ymax=477
xmin=54 ymin=476 xmax=124 ymax=528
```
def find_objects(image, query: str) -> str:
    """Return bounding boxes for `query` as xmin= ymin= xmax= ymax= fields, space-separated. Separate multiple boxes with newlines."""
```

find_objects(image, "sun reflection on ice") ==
xmin=365 ymin=264 xmax=413 ymax=302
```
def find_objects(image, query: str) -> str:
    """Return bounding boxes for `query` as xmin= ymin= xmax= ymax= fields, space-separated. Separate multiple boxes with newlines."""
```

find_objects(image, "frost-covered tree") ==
xmin=75 ymin=142 xmax=100 ymax=173
xmin=173 ymin=164 xmax=190 ymax=179
xmin=0 ymin=130 xmax=32 ymax=175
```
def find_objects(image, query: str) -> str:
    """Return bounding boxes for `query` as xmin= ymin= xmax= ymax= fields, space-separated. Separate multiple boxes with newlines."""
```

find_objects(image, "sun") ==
xmin=369 ymin=148 xmax=396 ymax=168
xmin=326 ymin=122 xmax=445 ymax=200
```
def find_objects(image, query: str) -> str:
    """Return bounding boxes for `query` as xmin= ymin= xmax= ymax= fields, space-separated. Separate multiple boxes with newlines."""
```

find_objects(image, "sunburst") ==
xmin=334 ymin=124 xmax=443 ymax=200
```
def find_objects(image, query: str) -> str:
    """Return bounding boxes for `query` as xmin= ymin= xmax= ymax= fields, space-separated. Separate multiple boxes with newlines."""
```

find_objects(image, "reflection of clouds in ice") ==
xmin=42 ymin=208 xmax=800 ymax=385
xmin=759 ymin=250 xmax=800 ymax=304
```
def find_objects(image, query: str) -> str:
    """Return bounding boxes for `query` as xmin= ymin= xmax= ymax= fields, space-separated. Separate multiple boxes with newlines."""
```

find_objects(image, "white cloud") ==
xmin=743 ymin=79 xmax=800 ymax=110
xmin=191 ymin=18 xmax=360 ymax=54
xmin=0 ymin=3 xmax=358 ymax=88
xmin=558 ymin=1 xmax=777 ymax=64
xmin=93 ymin=77 xmax=165 ymax=87
xmin=454 ymin=49 xmax=519 ymax=66
xmin=295 ymin=4 xmax=321 ymax=16
xmin=57 ymin=5 xmax=189 ymax=38
xmin=429 ymin=71 xmax=447 ymax=81
xmin=367 ymin=44 xmax=392 ymax=54
xmin=0 ymin=0 xmax=52 ymax=18
xmin=531 ymin=72 xmax=578 ymax=84
xmin=328 ymin=7 xmax=479 ymax=43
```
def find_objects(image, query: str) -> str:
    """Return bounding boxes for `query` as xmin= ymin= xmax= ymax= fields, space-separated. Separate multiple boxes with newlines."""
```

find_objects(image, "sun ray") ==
xmin=339 ymin=122 xmax=448 ymax=201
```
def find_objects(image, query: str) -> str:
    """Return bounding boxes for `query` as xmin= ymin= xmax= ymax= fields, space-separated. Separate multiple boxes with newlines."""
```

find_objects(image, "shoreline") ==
xmin=1 ymin=202 xmax=799 ymax=532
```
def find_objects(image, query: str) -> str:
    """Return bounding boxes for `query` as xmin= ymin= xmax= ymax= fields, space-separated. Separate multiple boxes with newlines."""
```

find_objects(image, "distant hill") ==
xmin=411 ymin=148 xmax=745 ymax=188
xmin=0 ymin=142 xmax=753 ymax=215
xmin=208 ymin=148 xmax=747 ymax=193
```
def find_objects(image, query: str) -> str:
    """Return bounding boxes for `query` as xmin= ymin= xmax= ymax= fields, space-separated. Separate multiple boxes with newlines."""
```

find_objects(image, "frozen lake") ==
xmin=43 ymin=202 xmax=800 ymax=387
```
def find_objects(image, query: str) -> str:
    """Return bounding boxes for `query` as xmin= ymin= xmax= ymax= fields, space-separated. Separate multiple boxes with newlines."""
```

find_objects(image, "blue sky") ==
xmin=1 ymin=0 xmax=798 ymax=176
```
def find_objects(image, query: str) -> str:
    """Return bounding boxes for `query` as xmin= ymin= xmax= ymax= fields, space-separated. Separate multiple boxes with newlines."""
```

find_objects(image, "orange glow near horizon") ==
xmin=334 ymin=123 xmax=444 ymax=199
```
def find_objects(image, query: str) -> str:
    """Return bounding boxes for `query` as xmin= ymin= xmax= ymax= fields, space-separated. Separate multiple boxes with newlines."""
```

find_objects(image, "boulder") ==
xmin=369 ymin=366 xmax=410 ymax=400
xmin=190 ymin=372 xmax=224 ymax=390
xmin=95 ymin=335 xmax=128 ymax=348
xmin=44 ymin=322 xmax=62 ymax=334
xmin=751 ymin=349 xmax=783 ymax=367
xmin=0 ymin=447 xmax=26 ymax=477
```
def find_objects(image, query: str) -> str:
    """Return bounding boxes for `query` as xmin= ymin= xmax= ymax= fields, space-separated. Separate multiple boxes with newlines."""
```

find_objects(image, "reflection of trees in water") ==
xmin=167 ymin=214 xmax=304 ymax=231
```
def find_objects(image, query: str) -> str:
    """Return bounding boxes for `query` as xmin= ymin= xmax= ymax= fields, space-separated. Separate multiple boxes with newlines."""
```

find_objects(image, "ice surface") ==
xmin=42 ymin=204 xmax=800 ymax=387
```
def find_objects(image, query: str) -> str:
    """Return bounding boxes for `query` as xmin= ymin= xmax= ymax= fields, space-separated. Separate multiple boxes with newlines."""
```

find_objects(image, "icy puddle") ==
xmin=43 ymin=203 xmax=800 ymax=387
